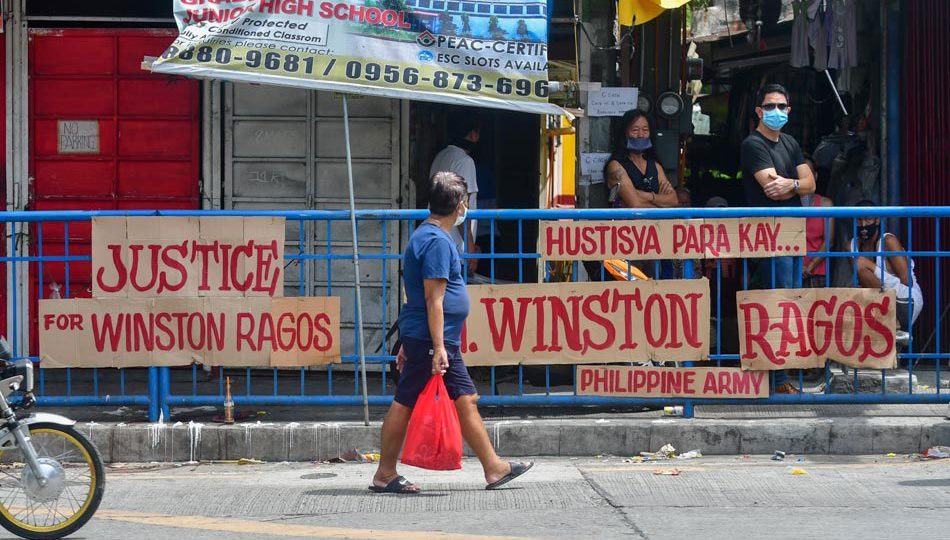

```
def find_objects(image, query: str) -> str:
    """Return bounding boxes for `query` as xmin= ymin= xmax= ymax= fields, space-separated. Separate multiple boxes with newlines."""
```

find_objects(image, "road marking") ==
xmin=94 ymin=509 xmax=543 ymax=540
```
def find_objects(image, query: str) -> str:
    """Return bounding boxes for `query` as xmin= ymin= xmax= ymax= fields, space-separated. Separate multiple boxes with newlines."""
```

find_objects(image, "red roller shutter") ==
xmin=902 ymin=0 xmax=950 ymax=355
xmin=28 ymin=29 xmax=201 ymax=353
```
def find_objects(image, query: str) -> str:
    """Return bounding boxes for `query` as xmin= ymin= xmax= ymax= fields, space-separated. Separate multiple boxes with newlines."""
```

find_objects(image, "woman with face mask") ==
xmin=851 ymin=200 xmax=924 ymax=329
xmin=603 ymin=110 xmax=678 ymax=209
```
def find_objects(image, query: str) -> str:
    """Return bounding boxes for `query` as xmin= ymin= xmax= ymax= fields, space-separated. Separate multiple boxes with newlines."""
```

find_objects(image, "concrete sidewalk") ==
xmin=67 ymin=407 xmax=950 ymax=463
xmin=85 ymin=457 xmax=950 ymax=540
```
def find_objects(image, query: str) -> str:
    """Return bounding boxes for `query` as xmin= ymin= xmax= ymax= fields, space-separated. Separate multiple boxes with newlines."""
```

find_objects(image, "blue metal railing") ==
xmin=2 ymin=207 xmax=948 ymax=421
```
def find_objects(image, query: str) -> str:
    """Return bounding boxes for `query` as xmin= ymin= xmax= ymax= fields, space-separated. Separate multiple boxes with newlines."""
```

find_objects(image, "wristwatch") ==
xmin=792 ymin=179 xmax=800 ymax=194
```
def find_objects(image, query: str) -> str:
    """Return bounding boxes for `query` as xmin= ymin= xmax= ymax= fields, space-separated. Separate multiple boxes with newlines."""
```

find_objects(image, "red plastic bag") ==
xmin=401 ymin=375 xmax=463 ymax=470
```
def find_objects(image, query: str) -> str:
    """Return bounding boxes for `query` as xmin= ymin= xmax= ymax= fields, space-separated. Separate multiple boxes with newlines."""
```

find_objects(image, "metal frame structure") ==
xmin=1 ymin=206 xmax=948 ymax=422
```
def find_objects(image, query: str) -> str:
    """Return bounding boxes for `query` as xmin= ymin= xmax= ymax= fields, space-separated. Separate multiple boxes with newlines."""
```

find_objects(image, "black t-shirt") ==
xmin=740 ymin=131 xmax=805 ymax=207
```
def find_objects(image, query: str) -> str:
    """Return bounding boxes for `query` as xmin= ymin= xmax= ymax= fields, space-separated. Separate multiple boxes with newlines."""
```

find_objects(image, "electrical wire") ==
xmin=572 ymin=0 xmax=633 ymax=52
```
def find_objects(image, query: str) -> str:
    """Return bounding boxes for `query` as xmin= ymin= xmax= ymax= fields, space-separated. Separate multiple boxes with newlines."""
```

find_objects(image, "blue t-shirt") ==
xmin=397 ymin=222 xmax=470 ymax=345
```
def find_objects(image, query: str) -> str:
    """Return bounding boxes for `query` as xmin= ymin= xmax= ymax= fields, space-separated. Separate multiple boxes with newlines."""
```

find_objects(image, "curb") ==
xmin=75 ymin=417 xmax=950 ymax=463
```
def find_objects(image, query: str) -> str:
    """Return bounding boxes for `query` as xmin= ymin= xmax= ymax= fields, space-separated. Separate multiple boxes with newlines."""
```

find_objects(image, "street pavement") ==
xmin=44 ymin=455 xmax=950 ymax=540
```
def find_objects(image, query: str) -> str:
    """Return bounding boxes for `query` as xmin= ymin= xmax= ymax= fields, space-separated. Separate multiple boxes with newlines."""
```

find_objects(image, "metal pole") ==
xmin=823 ymin=69 xmax=849 ymax=117
xmin=342 ymin=94 xmax=371 ymax=426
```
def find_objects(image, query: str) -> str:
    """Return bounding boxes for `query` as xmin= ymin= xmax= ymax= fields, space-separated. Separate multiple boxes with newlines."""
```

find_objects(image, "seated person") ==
xmin=850 ymin=200 xmax=924 ymax=329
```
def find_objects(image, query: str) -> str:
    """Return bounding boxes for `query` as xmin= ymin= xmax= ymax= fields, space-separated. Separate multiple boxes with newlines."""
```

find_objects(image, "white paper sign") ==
xmin=580 ymin=153 xmax=611 ymax=181
xmin=587 ymin=87 xmax=639 ymax=117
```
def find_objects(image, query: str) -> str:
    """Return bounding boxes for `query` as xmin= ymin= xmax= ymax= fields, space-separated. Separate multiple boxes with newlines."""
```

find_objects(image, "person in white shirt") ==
xmin=429 ymin=112 xmax=481 ymax=273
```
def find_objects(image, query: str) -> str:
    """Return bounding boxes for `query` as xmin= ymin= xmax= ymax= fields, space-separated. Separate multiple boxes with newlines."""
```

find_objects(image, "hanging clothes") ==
xmin=790 ymin=0 xmax=810 ymax=68
xmin=827 ymin=0 xmax=858 ymax=69
xmin=808 ymin=0 xmax=829 ymax=70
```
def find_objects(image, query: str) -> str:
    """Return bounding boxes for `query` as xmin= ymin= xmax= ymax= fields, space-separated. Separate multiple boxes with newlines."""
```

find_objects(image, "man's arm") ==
xmin=424 ymin=278 xmax=449 ymax=375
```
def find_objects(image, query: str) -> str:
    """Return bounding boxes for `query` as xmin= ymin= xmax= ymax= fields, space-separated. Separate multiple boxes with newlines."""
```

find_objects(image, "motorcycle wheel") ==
xmin=0 ymin=422 xmax=105 ymax=540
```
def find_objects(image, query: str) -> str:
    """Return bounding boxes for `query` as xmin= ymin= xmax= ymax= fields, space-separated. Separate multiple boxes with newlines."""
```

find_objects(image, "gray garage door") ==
xmin=223 ymin=83 xmax=402 ymax=357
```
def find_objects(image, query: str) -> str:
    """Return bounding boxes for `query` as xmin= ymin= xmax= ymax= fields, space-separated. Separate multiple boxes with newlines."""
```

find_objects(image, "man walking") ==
xmin=740 ymin=83 xmax=816 ymax=393
xmin=429 ymin=111 xmax=481 ymax=273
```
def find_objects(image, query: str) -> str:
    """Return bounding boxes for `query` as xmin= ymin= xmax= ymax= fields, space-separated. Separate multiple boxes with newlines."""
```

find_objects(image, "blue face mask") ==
xmin=762 ymin=109 xmax=789 ymax=131
xmin=627 ymin=137 xmax=652 ymax=153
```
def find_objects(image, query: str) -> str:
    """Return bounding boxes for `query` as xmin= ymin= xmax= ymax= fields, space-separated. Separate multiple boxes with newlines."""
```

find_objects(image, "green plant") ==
xmin=516 ymin=19 xmax=528 ymax=39
xmin=489 ymin=15 xmax=506 ymax=39
xmin=440 ymin=12 xmax=457 ymax=36
xmin=461 ymin=13 xmax=471 ymax=36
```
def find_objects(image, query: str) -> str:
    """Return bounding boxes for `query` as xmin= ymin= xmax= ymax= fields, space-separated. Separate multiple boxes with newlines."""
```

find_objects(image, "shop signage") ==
xmin=151 ymin=1 xmax=562 ymax=115
xmin=461 ymin=280 xmax=710 ymax=366
xmin=586 ymin=87 xmax=639 ymax=117
xmin=577 ymin=365 xmax=769 ymax=399
xmin=539 ymin=218 xmax=806 ymax=261
xmin=39 ymin=217 xmax=341 ymax=368
xmin=737 ymin=288 xmax=898 ymax=371
xmin=57 ymin=120 xmax=99 ymax=154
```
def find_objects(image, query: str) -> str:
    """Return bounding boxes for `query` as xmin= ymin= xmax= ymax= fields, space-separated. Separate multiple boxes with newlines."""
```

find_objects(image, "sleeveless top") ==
xmin=850 ymin=233 xmax=923 ymax=305
xmin=607 ymin=156 xmax=659 ymax=208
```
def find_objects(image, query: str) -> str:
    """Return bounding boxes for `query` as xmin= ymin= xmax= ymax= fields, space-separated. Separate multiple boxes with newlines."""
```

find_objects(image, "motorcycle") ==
xmin=0 ymin=337 xmax=104 ymax=539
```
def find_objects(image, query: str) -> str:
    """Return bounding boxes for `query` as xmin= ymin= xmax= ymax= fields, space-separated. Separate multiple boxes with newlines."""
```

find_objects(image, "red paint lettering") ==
xmin=835 ymin=300 xmax=863 ymax=356
xmin=863 ymin=296 xmax=895 ymax=360
xmin=96 ymin=245 xmax=128 ymax=293
xmin=481 ymin=297 xmax=532 ymax=353
xmin=740 ymin=302 xmax=779 ymax=365
xmin=644 ymin=293 xmax=669 ymax=348
xmin=236 ymin=312 xmax=256 ymax=351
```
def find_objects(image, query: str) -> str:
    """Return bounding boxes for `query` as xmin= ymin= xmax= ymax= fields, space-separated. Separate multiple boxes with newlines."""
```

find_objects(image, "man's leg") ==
xmin=769 ymin=256 xmax=797 ymax=387
xmin=372 ymin=401 xmax=419 ymax=491
xmin=455 ymin=394 xmax=510 ymax=484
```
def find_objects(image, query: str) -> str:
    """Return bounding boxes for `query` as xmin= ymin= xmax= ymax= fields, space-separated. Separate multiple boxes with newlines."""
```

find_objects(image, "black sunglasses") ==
xmin=760 ymin=103 xmax=789 ymax=111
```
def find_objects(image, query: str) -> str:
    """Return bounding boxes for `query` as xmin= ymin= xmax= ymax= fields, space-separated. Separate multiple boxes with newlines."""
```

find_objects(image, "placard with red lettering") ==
xmin=738 ymin=288 xmax=898 ymax=371
xmin=539 ymin=218 xmax=806 ymax=261
xmin=461 ymin=280 xmax=710 ymax=366
xmin=38 ymin=297 xmax=340 ymax=368
xmin=92 ymin=216 xmax=285 ymax=298
xmin=576 ymin=365 xmax=769 ymax=399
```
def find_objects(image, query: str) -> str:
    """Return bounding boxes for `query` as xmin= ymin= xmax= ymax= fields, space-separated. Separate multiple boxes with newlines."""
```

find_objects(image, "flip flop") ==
xmin=368 ymin=475 xmax=420 ymax=494
xmin=485 ymin=461 xmax=534 ymax=490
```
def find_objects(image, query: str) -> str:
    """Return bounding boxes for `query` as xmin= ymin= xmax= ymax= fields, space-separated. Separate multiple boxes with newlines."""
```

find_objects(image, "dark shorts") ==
xmin=394 ymin=336 xmax=478 ymax=408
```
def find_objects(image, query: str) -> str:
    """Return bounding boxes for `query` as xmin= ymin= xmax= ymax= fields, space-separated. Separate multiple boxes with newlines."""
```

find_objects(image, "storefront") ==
xmin=4 ymin=0 xmax=568 ymax=354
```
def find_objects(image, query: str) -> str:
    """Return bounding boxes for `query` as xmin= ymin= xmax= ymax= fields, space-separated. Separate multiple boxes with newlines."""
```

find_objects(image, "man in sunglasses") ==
xmin=740 ymin=83 xmax=816 ymax=394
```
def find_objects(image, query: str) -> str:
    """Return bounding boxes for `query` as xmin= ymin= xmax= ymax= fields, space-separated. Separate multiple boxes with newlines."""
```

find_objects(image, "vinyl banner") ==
xmin=539 ymin=218 xmax=807 ymax=261
xmin=461 ymin=280 xmax=710 ymax=366
xmin=737 ymin=288 xmax=898 ymax=371
xmin=576 ymin=365 xmax=769 ymax=399
xmin=151 ymin=0 xmax=562 ymax=115
xmin=38 ymin=297 xmax=341 ymax=368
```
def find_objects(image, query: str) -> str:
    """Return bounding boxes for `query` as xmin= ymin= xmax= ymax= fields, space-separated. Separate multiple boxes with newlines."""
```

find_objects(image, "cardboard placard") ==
xmin=539 ymin=218 xmax=806 ymax=261
xmin=576 ymin=365 xmax=769 ymax=399
xmin=92 ymin=216 xmax=285 ymax=298
xmin=737 ymin=288 xmax=898 ymax=371
xmin=461 ymin=280 xmax=710 ymax=366
xmin=38 ymin=297 xmax=340 ymax=368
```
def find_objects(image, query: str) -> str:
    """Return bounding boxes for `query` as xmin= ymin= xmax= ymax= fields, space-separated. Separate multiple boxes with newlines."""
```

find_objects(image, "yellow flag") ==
xmin=618 ymin=0 xmax=690 ymax=26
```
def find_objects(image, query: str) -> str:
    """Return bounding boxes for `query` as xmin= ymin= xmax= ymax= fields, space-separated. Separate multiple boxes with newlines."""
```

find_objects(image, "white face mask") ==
xmin=453 ymin=206 xmax=467 ymax=227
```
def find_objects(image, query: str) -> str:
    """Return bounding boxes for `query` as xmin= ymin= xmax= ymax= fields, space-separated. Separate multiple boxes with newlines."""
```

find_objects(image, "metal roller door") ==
xmin=28 ymin=29 xmax=201 ymax=352
xmin=223 ymin=83 xmax=402 ymax=356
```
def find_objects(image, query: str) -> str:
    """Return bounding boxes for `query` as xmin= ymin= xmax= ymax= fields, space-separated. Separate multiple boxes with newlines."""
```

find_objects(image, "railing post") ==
xmin=147 ymin=366 xmax=160 ymax=422
xmin=159 ymin=367 xmax=171 ymax=421
xmin=682 ymin=256 xmax=695 ymax=419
